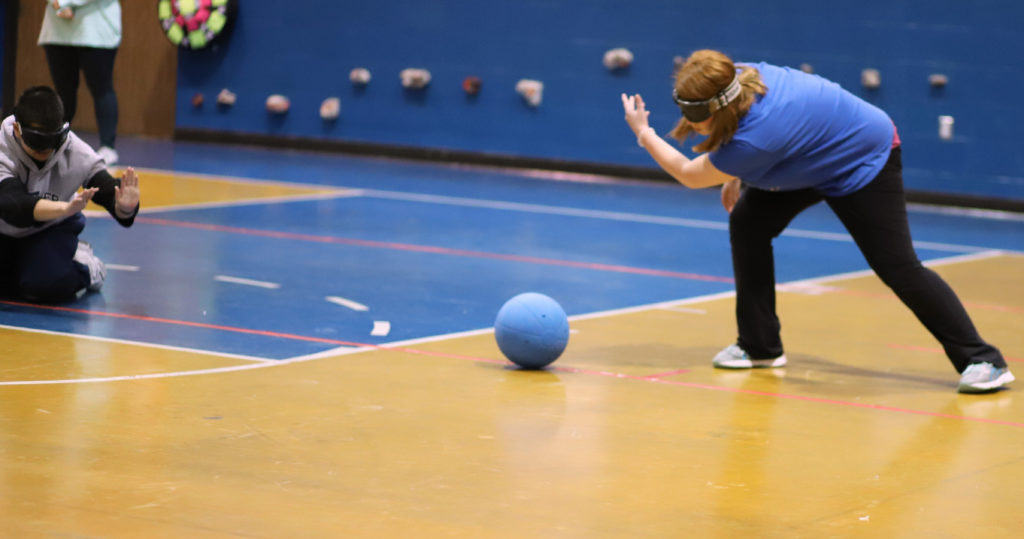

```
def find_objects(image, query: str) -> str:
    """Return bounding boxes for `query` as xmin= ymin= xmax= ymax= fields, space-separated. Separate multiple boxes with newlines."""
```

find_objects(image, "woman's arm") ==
xmin=622 ymin=93 xmax=735 ymax=189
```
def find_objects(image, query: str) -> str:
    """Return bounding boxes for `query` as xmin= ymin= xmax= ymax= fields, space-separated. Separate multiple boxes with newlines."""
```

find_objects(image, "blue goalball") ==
xmin=494 ymin=292 xmax=570 ymax=369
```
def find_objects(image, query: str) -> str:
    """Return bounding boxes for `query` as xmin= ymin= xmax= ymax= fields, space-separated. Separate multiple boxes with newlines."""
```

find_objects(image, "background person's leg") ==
xmin=42 ymin=45 xmax=81 ymax=124
xmin=79 ymin=46 xmax=119 ymax=150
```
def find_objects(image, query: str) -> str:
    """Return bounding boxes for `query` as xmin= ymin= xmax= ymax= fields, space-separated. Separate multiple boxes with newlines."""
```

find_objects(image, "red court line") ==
xmin=0 ymin=299 xmax=508 ymax=365
xmin=552 ymin=364 xmax=1024 ymax=428
xmin=833 ymin=288 xmax=1024 ymax=314
xmin=135 ymin=217 xmax=734 ymax=283
xmin=644 ymin=368 xmax=692 ymax=379
xmin=888 ymin=343 xmax=1023 ymax=363
xmin=0 ymin=299 xmax=369 ymax=348
xmin=653 ymin=378 xmax=1024 ymax=428
xmin=4 ymin=299 xmax=1020 ymax=428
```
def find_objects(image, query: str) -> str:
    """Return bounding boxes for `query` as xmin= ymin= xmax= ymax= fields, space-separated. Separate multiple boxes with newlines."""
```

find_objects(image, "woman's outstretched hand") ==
xmin=621 ymin=93 xmax=651 ymax=136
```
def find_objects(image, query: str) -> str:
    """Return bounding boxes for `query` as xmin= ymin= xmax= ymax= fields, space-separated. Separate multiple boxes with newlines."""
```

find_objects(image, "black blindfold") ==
xmin=19 ymin=123 xmax=70 ymax=152
xmin=672 ymin=76 xmax=742 ymax=123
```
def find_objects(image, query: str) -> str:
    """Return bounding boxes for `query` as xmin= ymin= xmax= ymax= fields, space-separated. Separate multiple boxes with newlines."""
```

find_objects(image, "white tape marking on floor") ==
xmin=214 ymin=275 xmax=281 ymax=289
xmin=105 ymin=264 xmax=140 ymax=271
xmin=371 ymin=321 xmax=391 ymax=337
xmin=326 ymin=296 xmax=369 ymax=311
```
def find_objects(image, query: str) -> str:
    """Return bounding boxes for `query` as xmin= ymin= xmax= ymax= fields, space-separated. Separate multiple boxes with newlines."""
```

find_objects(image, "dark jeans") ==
xmin=43 ymin=44 xmax=119 ymax=149
xmin=0 ymin=213 xmax=89 ymax=303
xmin=728 ymin=147 xmax=1004 ymax=373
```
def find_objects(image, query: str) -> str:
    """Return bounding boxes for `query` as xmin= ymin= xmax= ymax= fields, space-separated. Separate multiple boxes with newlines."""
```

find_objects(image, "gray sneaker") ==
xmin=712 ymin=343 xmax=787 ymax=369
xmin=73 ymin=241 xmax=106 ymax=292
xmin=958 ymin=362 xmax=1015 ymax=394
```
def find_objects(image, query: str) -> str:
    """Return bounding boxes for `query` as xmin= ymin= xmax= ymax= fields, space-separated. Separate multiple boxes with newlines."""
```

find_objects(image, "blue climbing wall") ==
xmin=174 ymin=0 xmax=1024 ymax=202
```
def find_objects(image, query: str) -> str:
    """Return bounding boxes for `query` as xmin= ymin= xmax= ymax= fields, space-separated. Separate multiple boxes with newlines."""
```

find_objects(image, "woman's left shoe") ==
xmin=958 ymin=362 xmax=1015 ymax=394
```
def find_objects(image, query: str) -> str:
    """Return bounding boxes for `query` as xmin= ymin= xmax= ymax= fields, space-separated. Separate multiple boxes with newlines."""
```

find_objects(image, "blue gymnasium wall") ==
xmin=176 ymin=0 xmax=1024 ymax=202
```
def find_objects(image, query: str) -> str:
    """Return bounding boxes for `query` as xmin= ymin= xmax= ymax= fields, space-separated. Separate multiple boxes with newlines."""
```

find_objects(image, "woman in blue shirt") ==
xmin=621 ymin=49 xmax=1011 ymax=394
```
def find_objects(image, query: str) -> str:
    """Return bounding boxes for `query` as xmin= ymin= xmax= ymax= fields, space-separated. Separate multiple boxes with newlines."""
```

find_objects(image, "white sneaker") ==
xmin=958 ymin=362 xmax=1015 ymax=394
xmin=97 ymin=146 xmax=119 ymax=165
xmin=74 ymin=241 xmax=106 ymax=292
xmin=712 ymin=343 xmax=787 ymax=369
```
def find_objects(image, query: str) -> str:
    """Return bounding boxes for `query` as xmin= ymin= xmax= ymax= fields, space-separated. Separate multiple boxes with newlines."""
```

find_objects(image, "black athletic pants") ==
xmin=43 ymin=44 xmax=118 ymax=149
xmin=728 ymin=147 xmax=1005 ymax=373
xmin=0 ymin=213 xmax=89 ymax=303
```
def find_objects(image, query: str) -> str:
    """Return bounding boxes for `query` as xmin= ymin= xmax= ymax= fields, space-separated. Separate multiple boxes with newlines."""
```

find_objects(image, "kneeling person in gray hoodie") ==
xmin=0 ymin=86 xmax=140 ymax=302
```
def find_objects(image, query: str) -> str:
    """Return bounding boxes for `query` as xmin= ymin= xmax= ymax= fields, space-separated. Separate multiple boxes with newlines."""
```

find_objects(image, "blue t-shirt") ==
xmin=708 ymin=63 xmax=894 ymax=196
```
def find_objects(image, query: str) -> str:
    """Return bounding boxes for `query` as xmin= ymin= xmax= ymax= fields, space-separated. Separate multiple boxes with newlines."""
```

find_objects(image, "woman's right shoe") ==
xmin=712 ymin=343 xmax=787 ymax=369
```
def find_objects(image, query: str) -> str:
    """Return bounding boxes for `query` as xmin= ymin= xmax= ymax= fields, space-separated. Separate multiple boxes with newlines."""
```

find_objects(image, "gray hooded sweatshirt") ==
xmin=0 ymin=114 xmax=114 ymax=238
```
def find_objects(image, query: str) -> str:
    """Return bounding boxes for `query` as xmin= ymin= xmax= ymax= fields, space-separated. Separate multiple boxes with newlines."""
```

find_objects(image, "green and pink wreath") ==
xmin=158 ymin=0 xmax=237 ymax=50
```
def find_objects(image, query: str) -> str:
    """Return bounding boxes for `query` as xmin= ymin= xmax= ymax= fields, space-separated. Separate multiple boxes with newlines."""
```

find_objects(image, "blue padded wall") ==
xmin=175 ymin=0 xmax=1024 ymax=202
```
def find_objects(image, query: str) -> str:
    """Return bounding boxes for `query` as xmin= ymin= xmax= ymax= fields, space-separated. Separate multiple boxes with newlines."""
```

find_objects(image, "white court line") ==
xmin=214 ymin=275 xmax=281 ymax=289
xmin=0 ymin=325 xmax=272 ymax=366
xmin=660 ymin=306 xmax=708 ymax=314
xmin=0 ymin=248 xmax=1009 ymax=386
xmin=142 ymin=192 xmax=359 ymax=213
xmin=907 ymin=203 xmax=1024 ymax=222
xmin=0 ymin=360 xmax=291 ymax=386
xmin=774 ymin=249 xmax=1008 ymax=289
xmin=326 ymin=296 xmax=369 ymax=311
xmin=85 ymin=165 xmax=363 ymax=216
xmin=362 ymin=188 xmax=731 ymax=230
xmin=776 ymin=282 xmax=842 ymax=295
xmin=91 ymin=166 xmax=1016 ymax=252
xmin=83 ymin=191 xmax=361 ymax=218
xmin=119 ymin=166 xmax=357 ymax=191
xmin=358 ymin=189 xmax=995 ymax=254
xmin=0 ymin=330 xmax=355 ymax=386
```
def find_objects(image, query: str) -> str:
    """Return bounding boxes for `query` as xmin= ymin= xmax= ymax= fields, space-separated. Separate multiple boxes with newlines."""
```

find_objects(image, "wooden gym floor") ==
xmin=1 ymin=138 xmax=1022 ymax=537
